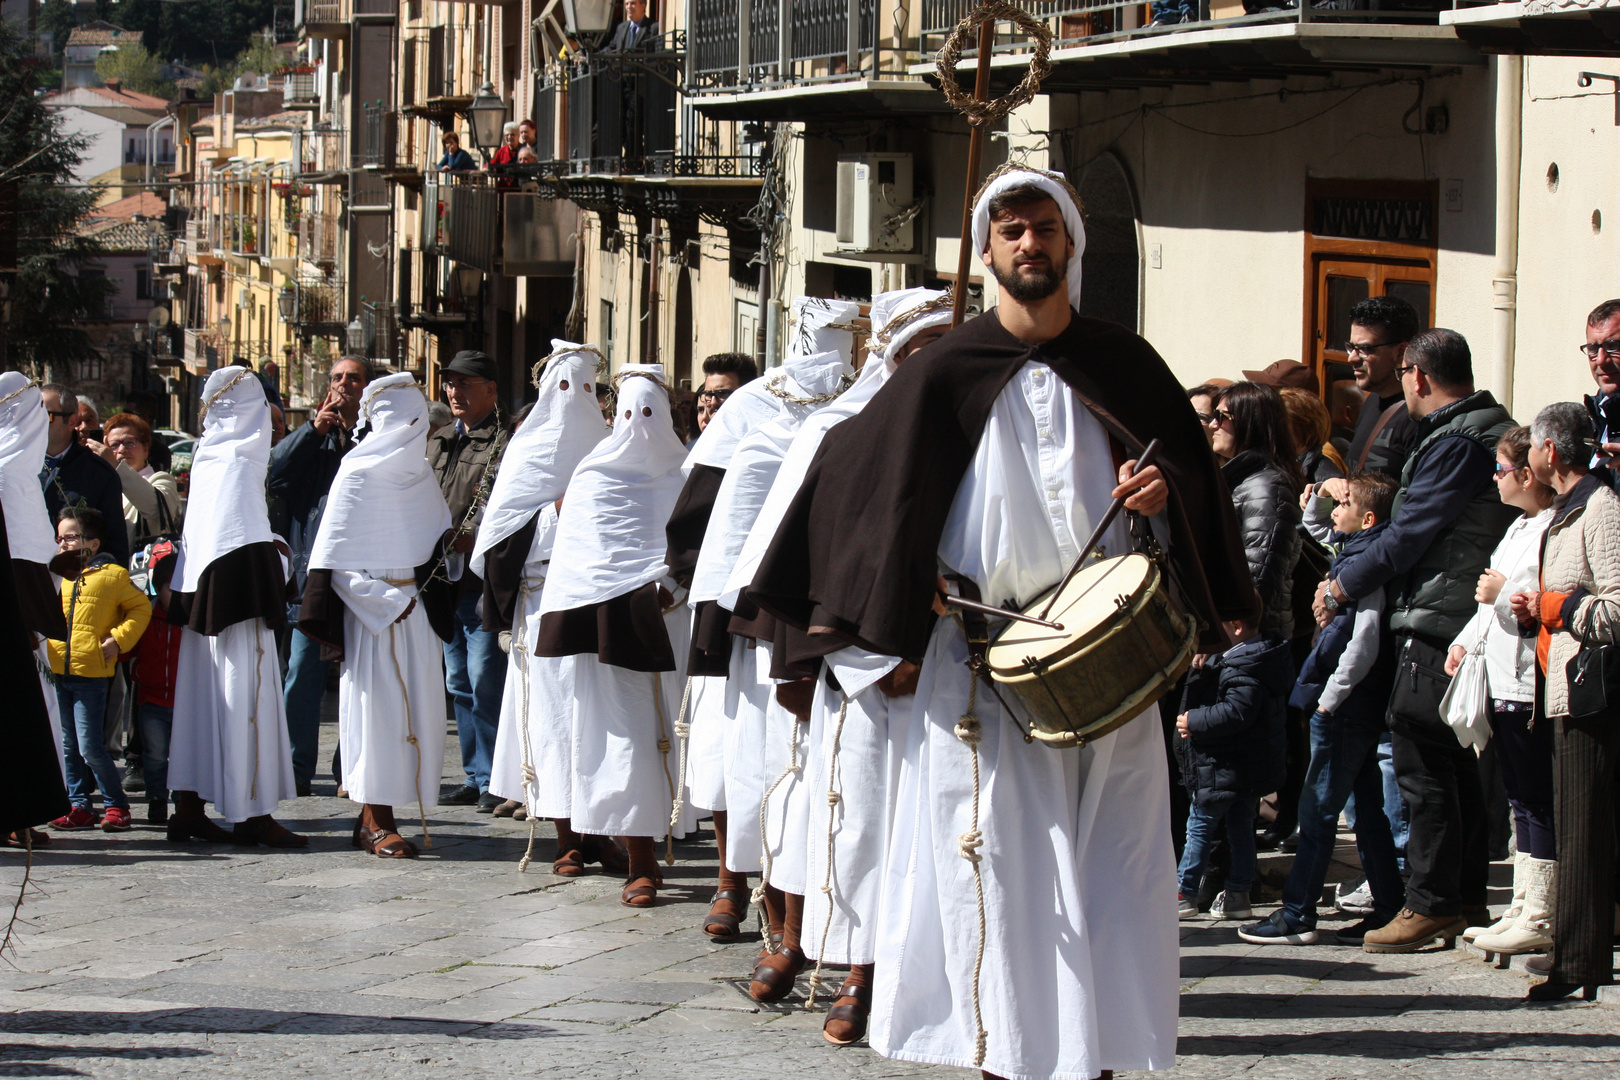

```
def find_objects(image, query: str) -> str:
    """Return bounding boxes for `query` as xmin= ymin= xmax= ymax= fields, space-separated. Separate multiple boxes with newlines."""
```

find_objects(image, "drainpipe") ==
xmin=146 ymin=114 xmax=174 ymax=186
xmin=1491 ymin=54 xmax=1523 ymax=412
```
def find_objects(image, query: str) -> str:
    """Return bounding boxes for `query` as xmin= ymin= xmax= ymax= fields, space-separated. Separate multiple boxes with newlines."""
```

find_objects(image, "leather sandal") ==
xmin=167 ymin=814 xmax=234 ymax=844
xmin=621 ymin=874 xmax=662 ymax=908
xmin=553 ymin=848 xmax=586 ymax=876
xmin=749 ymin=944 xmax=807 ymax=1003
xmin=232 ymin=816 xmax=308 ymax=848
xmin=822 ymin=982 xmax=872 ymax=1046
xmin=352 ymin=821 xmax=418 ymax=859
xmin=703 ymin=888 xmax=750 ymax=941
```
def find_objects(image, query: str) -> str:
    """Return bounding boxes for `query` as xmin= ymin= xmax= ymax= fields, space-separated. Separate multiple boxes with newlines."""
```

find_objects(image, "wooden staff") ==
xmin=950 ymin=18 xmax=995 ymax=329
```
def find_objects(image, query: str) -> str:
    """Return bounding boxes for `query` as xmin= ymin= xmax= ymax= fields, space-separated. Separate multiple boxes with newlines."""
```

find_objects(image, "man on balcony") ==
xmin=605 ymin=0 xmax=659 ymax=51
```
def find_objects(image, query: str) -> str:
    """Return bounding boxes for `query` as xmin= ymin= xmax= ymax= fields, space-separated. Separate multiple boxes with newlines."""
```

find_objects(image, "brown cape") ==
xmin=167 ymin=542 xmax=292 ymax=636
xmin=479 ymin=509 xmax=542 ymax=634
xmin=749 ymin=309 xmax=1257 ymax=664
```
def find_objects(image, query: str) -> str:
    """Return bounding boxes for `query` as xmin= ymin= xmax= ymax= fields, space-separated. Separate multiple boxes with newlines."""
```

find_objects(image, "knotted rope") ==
xmin=652 ymin=671 xmax=678 ymax=867
xmin=513 ymin=578 xmax=543 ymax=871
xmin=956 ymin=677 xmax=989 ymax=1068
xmin=753 ymin=699 xmax=806 ymax=954
xmin=387 ymin=600 xmax=432 ymax=848
xmin=806 ymin=698 xmax=851 ymax=1010
xmin=668 ymin=676 xmax=695 ymax=831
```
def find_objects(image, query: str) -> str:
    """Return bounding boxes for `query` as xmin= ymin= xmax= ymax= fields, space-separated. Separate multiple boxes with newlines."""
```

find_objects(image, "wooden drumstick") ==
xmin=1038 ymin=438 xmax=1162 ymax=621
xmin=941 ymin=592 xmax=1064 ymax=631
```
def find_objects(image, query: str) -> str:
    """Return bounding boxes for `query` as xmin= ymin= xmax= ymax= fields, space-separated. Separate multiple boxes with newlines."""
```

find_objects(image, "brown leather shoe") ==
xmin=749 ymin=944 xmax=807 ymax=1002
xmin=232 ymin=815 xmax=308 ymax=849
xmin=822 ymin=981 xmax=871 ymax=1045
xmin=1362 ymin=908 xmax=1465 ymax=953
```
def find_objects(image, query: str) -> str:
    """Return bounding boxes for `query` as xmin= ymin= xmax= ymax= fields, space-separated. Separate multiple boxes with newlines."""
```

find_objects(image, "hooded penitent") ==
xmin=0 ymin=373 xmax=68 ymax=637
xmin=472 ymin=343 xmax=608 ymax=582
xmin=178 ymin=367 xmax=273 ymax=594
xmin=311 ymin=374 xmax=451 ymax=573
xmin=540 ymin=366 xmax=689 ymax=616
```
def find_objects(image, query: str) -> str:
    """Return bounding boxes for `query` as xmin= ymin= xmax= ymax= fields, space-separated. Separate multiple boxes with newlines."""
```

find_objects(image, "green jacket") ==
xmin=1385 ymin=390 xmax=1519 ymax=642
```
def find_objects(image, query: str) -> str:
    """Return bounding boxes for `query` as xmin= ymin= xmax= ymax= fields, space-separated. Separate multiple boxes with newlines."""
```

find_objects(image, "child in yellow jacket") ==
xmin=47 ymin=508 xmax=151 ymax=832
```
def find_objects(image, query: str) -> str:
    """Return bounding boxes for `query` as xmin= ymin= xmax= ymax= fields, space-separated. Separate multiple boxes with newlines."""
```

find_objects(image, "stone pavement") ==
xmin=2 ymin=713 xmax=1617 ymax=1080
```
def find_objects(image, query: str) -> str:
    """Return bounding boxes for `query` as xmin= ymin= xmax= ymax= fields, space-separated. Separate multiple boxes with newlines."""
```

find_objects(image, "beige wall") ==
xmin=1513 ymin=55 xmax=1620 ymax=419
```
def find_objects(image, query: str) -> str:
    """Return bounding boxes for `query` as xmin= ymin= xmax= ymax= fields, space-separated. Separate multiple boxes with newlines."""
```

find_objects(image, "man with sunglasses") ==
xmin=1343 ymin=296 xmax=1421 ymax=479
xmin=693 ymin=352 xmax=757 ymax=434
xmin=39 ymin=385 xmax=129 ymax=567
xmin=1583 ymin=298 xmax=1620 ymax=477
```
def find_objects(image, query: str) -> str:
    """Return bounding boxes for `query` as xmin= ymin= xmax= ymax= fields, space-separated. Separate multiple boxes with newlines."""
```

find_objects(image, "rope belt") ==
xmin=514 ymin=577 xmax=544 ymax=871
xmin=387 ymin=613 xmax=432 ymax=849
xmin=753 ymin=695 xmax=807 ymax=953
xmin=806 ymin=697 xmax=851 ymax=1009
xmin=668 ymin=676 xmax=695 ymax=832
xmin=651 ymin=671 xmax=677 ymax=867
xmin=957 ymin=676 xmax=989 ymax=1068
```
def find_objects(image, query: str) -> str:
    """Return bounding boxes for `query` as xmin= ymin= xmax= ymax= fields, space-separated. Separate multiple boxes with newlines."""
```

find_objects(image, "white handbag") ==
xmin=1440 ymin=640 xmax=1491 ymax=752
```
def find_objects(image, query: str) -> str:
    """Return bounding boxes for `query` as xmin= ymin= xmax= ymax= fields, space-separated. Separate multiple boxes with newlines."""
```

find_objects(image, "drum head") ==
xmin=986 ymin=553 xmax=1155 ymax=677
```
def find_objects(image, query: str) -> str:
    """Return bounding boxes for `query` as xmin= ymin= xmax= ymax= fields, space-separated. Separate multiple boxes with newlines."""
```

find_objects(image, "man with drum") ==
xmin=752 ymin=165 xmax=1254 ymax=1080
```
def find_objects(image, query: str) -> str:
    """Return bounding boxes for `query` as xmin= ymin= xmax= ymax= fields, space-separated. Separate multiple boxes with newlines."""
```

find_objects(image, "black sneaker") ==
xmin=475 ymin=791 xmax=501 ymax=813
xmin=147 ymin=799 xmax=168 ymax=826
xmin=440 ymin=783 xmax=481 ymax=806
xmin=124 ymin=770 xmax=147 ymax=794
xmin=1335 ymin=914 xmax=1393 ymax=945
xmin=1237 ymin=909 xmax=1318 ymax=945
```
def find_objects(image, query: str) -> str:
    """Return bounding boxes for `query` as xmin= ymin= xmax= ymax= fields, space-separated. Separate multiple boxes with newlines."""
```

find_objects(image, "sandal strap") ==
xmin=833 ymin=982 xmax=872 ymax=1005
xmin=712 ymin=888 xmax=750 ymax=905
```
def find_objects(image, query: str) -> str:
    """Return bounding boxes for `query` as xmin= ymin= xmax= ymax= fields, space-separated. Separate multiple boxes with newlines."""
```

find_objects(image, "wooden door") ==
xmin=1311 ymin=256 xmax=1435 ymax=391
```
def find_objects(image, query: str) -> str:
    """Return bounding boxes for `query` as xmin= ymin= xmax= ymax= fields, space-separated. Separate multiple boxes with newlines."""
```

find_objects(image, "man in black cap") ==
xmin=426 ymin=351 xmax=506 ymax=810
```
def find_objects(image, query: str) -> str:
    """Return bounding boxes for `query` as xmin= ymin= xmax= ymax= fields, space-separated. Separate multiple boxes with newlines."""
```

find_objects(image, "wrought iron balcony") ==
xmin=298 ymin=211 xmax=341 ymax=267
xmin=286 ymin=276 xmax=346 ymax=332
xmin=361 ymin=103 xmax=398 ymax=169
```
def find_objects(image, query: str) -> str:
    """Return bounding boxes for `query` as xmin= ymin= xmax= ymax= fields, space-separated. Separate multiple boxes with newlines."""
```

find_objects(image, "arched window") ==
xmin=1074 ymin=151 xmax=1141 ymax=331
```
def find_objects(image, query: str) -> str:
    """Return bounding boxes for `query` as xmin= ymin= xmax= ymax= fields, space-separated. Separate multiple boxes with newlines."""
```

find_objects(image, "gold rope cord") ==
xmin=248 ymin=631 xmax=264 ymax=801
xmin=805 ymin=698 xmax=851 ymax=1010
xmin=386 ymin=603 xmax=432 ymax=849
xmin=0 ymin=378 xmax=38 ymax=408
xmin=198 ymin=367 xmax=257 ymax=425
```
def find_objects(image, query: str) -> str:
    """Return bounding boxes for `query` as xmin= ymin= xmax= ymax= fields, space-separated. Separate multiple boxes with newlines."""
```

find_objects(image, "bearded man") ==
xmin=752 ymin=167 xmax=1254 ymax=1080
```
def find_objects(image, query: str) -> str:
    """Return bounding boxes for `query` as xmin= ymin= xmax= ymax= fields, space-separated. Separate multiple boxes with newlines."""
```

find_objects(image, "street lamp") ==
xmin=561 ymin=0 xmax=616 ymax=38
xmin=346 ymin=314 xmax=366 ymax=356
xmin=466 ymin=82 xmax=509 ymax=158
xmin=452 ymin=263 xmax=484 ymax=307
xmin=277 ymin=285 xmax=296 ymax=323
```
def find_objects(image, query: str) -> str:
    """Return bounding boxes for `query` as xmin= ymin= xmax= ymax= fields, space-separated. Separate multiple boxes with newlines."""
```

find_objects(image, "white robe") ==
xmin=169 ymin=620 xmax=298 ymax=823
xmin=35 ymin=640 xmax=66 ymax=780
xmin=757 ymin=641 xmax=812 ymax=895
xmin=802 ymin=649 xmax=909 ymax=966
xmin=331 ymin=569 xmax=446 ymax=810
xmin=537 ymin=598 xmax=693 ymax=838
xmin=680 ymin=673 xmax=728 ymax=812
xmin=869 ymin=361 xmax=1178 ymax=1079
xmin=718 ymin=639 xmax=772 ymax=872
xmin=489 ymin=506 xmax=567 ymax=810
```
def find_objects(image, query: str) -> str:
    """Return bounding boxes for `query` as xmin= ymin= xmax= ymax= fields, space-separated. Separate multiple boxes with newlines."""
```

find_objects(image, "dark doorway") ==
xmin=1074 ymin=152 xmax=1140 ymax=331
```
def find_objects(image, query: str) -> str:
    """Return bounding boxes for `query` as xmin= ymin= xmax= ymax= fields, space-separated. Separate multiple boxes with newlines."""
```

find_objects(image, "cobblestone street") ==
xmin=2 ymin=716 xmax=1616 ymax=1080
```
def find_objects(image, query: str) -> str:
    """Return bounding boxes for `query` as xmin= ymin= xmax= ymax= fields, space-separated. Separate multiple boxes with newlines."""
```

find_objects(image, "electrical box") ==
xmin=835 ymin=153 xmax=915 ymax=253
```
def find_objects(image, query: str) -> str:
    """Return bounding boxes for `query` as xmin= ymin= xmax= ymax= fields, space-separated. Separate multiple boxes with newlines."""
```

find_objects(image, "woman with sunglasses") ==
xmin=1444 ymin=426 xmax=1556 ymax=957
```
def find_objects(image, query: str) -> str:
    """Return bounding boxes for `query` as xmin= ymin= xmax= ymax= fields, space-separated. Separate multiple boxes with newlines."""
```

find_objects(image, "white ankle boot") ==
xmin=1465 ymin=850 xmax=1528 ymax=943
xmin=1476 ymin=856 xmax=1555 ymax=955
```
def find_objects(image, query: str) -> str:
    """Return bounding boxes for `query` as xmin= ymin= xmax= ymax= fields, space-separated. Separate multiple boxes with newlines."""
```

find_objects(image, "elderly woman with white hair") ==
xmin=489 ymin=121 xmax=520 ymax=168
xmin=1509 ymin=400 xmax=1620 ymax=1002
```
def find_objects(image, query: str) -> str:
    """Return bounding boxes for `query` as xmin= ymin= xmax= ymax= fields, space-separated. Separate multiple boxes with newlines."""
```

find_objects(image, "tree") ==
xmin=0 ymin=21 xmax=116 ymax=378
xmin=94 ymin=42 xmax=175 ymax=99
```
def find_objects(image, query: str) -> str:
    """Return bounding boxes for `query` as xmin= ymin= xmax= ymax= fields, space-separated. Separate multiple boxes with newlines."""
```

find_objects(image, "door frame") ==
xmin=1302 ymin=178 xmax=1438 ymax=395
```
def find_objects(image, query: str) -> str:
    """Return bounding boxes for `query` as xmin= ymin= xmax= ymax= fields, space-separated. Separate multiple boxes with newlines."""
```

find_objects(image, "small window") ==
xmin=135 ymin=267 xmax=151 ymax=300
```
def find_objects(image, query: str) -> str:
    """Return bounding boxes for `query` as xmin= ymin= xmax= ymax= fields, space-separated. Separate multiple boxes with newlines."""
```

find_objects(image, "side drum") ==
xmin=984 ymin=553 xmax=1196 ymax=748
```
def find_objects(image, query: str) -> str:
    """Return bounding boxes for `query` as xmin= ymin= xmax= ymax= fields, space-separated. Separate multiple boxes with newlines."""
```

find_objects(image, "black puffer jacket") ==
xmin=1175 ymin=635 xmax=1293 ymax=805
xmin=1222 ymin=450 xmax=1303 ymax=640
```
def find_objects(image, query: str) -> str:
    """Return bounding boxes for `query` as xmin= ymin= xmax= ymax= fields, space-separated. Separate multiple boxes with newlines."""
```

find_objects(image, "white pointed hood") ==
xmin=471 ymin=342 xmax=608 ymax=578
xmin=0 ymin=373 xmax=60 ymax=565
xmin=310 ymin=373 xmax=451 ymax=572
xmin=179 ymin=366 xmax=273 ymax=593
xmin=540 ymin=366 xmax=689 ymax=613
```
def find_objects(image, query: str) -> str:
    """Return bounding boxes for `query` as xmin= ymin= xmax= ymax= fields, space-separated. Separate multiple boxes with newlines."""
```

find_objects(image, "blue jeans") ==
xmin=58 ymin=674 xmax=129 ymax=812
xmin=1178 ymin=796 xmax=1258 ymax=897
xmin=283 ymin=628 xmax=331 ymax=789
xmin=138 ymin=702 xmax=173 ymax=804
xmin=442 ymin=588 xmax=502 ymax=792
xmin=1379 ymin=732 xmax=1410 ymax=860
xmin=1281 ymin=711 xmax=1405 ymax=928
xmin=1151 ymin=0 xmax=1198 ymax=22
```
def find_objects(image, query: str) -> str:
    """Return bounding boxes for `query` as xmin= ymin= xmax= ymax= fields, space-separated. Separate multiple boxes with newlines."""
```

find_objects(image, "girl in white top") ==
xmin=1446 ymin=425 xmax=1556 ymax=947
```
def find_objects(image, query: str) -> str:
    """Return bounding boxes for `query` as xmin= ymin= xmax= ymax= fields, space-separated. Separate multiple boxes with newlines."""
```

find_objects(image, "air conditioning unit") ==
xmin=835 ymin=153 xmax=914 ymax=253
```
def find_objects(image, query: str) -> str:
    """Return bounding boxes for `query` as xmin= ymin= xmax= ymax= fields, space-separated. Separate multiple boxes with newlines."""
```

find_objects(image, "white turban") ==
xmin=0 ymin=373 xmax=59 ymax=565
xmin=310 ymin=374 xmax=451 ymax=572
xmin=867 ymin=286 xmax=952 ymax=372
xmin=179 ymin=366 xmax=274 ymax=593
xmin=970 ymin=166 xmax=1087 ymax=310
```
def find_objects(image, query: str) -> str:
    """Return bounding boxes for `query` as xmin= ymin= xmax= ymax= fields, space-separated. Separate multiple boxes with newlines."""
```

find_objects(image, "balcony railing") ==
xmin=362 ymin=103 xmax=398 ymax=168
xmin=288 ymin=276 xmax=346 ymax=329
xmin=360 ymin=299 xmax=399 ymax=362
xmin=399 ymin=248 xmax=477 ymax=327
xmin=566 ymin=43 xmax=680 ymax=170
xmin=183 ymin=328 xmax=221 ymax=370
xmin=291 ymin=127 xmax=348 ymax=178
xmin=298 ymin=211 xmax=341 ymax=266
xmin=442 ymin=182 xmax=499 ymax=274
xmin=226 ymin=213 xmax=263 ymax=256
xmin=691 ymin=0 xmax=889 ymax=85
xmin=283 ymin=67 xmax=319 ymax=107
